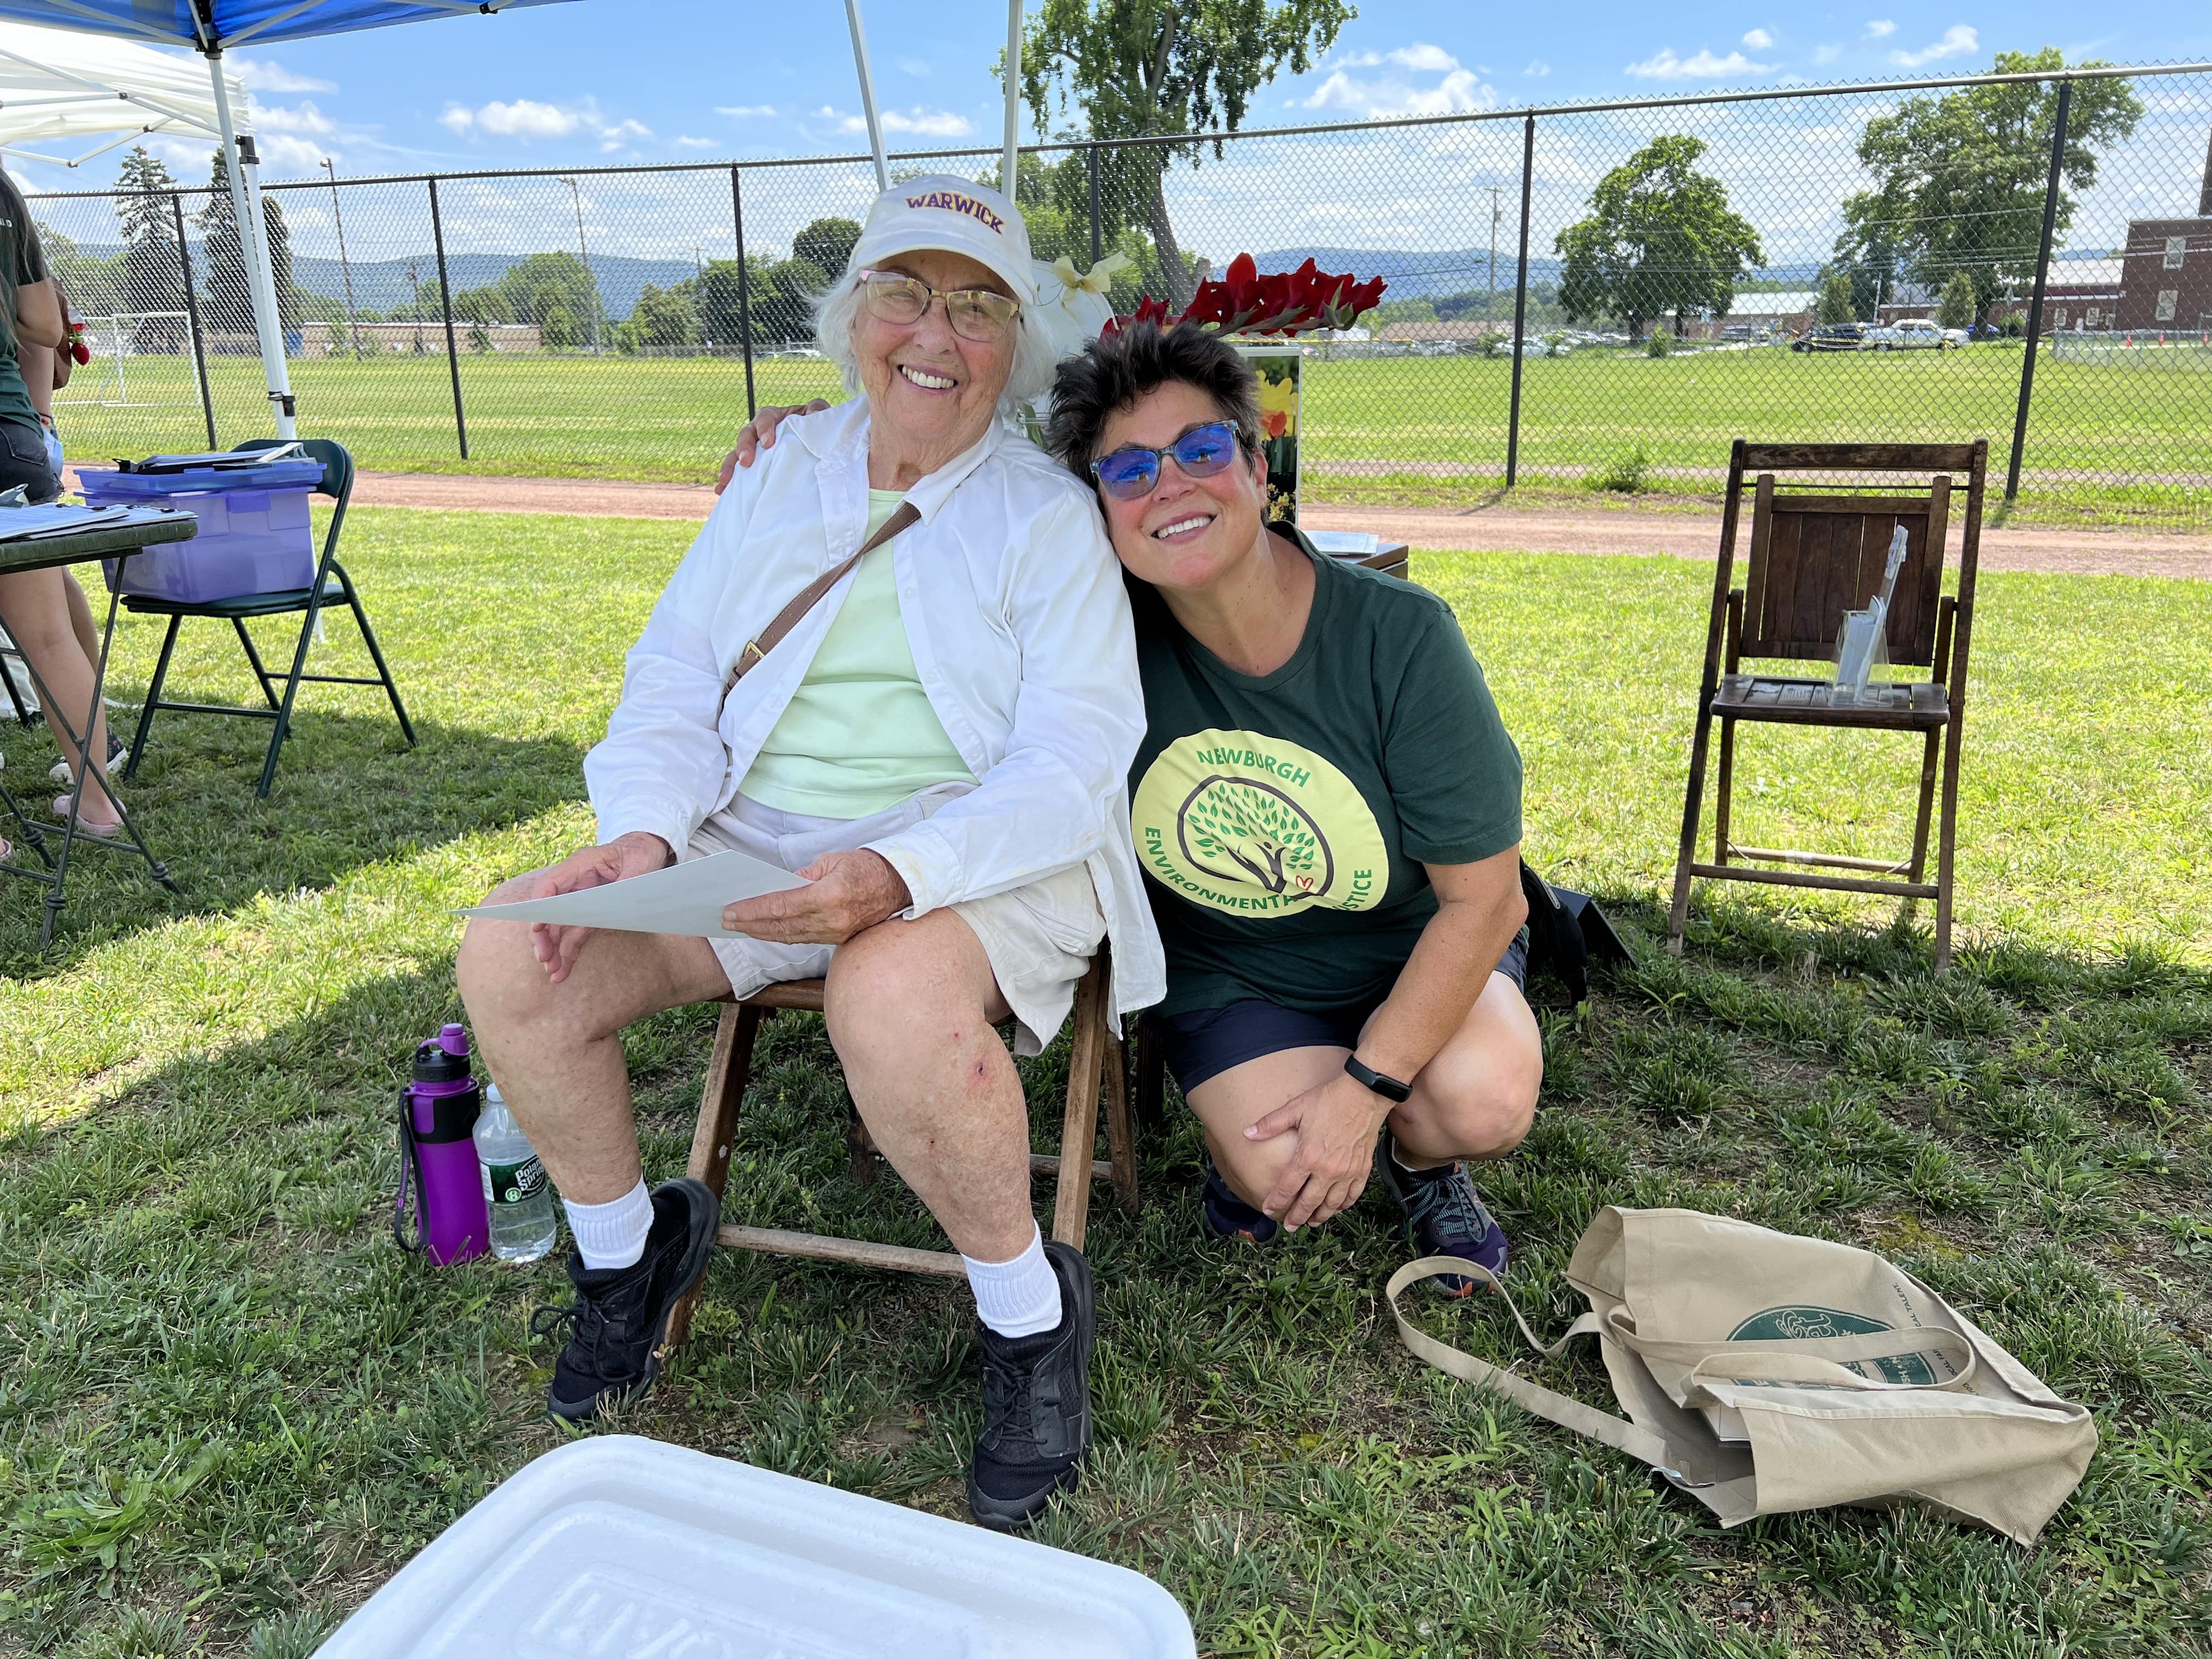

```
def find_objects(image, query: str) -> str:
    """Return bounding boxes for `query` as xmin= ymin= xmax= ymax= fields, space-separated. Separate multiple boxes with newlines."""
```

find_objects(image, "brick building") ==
xmin=2115 ymin=132 xmax=2212 ymax=329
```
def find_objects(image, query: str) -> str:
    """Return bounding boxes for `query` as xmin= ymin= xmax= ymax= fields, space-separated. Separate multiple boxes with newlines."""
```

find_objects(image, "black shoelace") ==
xmin=978 ymin=1341 xmax=1043 ymax=1453
xmin=1403 ymin=1163 xmax=1495 ymax=1248
xmin=532 ymin=1295 xmax=632 ymax=1371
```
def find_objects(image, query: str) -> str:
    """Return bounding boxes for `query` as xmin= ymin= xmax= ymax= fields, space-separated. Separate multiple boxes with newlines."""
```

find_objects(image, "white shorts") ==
xmin=689 ymin=784 xmax=1105 ymax=1056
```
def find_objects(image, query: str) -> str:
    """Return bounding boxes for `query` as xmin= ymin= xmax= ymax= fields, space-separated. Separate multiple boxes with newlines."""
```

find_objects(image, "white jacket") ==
xmin=584 ymin=397 xmax=1166 ymax=1019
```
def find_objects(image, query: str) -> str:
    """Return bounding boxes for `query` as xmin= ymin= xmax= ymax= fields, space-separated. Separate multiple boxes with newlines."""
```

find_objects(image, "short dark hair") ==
xmin=1044 ymin=321 xmax=1263 ymax=486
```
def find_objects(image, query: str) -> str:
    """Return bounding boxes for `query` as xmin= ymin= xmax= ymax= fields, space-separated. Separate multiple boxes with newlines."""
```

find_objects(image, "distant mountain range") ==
xmin=290 ymin=252 xmax=702 ymax=320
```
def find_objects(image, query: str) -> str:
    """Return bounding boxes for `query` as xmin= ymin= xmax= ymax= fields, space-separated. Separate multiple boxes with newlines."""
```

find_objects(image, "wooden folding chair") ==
xmin=665 ymin=947 xmax=1138 ymax=1349
xmin=1667 ymin=440 xmax=1988 ymax=971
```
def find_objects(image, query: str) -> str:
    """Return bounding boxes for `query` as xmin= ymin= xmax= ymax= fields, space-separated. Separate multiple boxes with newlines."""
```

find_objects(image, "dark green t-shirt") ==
xmin=0 ymin=173 xmax=48 ymax=428
xmin=1128 ymin=527 xmax=1523 ymax=1018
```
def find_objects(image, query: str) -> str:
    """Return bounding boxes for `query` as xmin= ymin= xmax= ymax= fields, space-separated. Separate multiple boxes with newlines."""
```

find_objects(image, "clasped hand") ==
xmin=1246 ymin=1070 xmax=1397 ymax=1231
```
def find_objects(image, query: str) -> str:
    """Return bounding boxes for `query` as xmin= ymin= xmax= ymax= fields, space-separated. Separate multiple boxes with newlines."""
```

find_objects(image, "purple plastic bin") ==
xmin=83 ymin=458 xmax=323 ymax=604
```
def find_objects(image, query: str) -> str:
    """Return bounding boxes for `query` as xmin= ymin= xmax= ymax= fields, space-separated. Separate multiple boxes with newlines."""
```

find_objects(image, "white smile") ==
xmin=1152 ymin=514 xmax=1215 ymax=540
xmin=899 ymin=365 xmax=957 ymax=391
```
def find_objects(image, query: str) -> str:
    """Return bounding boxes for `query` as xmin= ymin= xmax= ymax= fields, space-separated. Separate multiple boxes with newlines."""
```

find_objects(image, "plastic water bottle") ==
xmin=473 ymin=1084 xmax=557 ymax=1263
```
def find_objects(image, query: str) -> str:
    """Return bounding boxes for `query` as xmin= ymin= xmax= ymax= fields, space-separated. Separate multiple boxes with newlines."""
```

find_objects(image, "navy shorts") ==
xmin=1147 ymin=930 xmax=1529 ymax=1096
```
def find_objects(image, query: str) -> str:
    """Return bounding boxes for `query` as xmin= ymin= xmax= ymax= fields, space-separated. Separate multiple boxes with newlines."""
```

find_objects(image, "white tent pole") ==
xmin=206 ymin=50 xmax=295 ymax=439
xmin=842 ymin=0 xmax=889 ymax=191
xmin=1002 ymin=0 xmax=1022 ymax=197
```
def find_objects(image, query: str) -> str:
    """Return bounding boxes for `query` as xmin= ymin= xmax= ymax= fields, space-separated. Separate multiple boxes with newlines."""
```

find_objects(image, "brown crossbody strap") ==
xmin=720 ymin=500 xmax=920 ymax=707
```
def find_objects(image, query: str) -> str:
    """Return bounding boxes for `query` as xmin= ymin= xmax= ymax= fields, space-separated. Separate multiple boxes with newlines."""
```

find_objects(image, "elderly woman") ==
xmin=456 ymin=176 xmax=1162 ymax=1532
xmin=731 ymin=321 xmax=1539 ymax=1291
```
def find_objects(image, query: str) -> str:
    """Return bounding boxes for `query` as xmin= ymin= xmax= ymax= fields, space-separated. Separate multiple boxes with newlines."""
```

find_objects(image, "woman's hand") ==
xmin=1246 ymin=1071 xmax=1393 ymax=1230
xmin=720 ymin=847 xmax=911 ymax=945
xmin=527 ymin=831 xmax=674 ymax=982
xmin=716 ymin=398 xmax=833 ymax=493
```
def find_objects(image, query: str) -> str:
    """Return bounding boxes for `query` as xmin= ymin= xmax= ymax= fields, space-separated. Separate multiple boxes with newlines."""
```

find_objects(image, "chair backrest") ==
xmin=228 ymin=436 xmax=354 ymax=507
xmin=1725 ymin=441 xmax=1987 ymax=669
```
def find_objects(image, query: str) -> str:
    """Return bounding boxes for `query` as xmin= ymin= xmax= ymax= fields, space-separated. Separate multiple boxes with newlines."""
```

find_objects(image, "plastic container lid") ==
xmin=82 ymin=456 xmax=324 ymax=496
xmin=318 ymin=1436 xmax=1196 ymax=1658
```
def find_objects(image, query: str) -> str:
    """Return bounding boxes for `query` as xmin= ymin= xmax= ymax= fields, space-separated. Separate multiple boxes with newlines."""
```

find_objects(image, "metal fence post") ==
xmin=1088 ymin=143 xmax=1102 ymax=265
xmin=2006 ymin=77 xmax=2072 ymax=504
xmin=730 ymin=164 xmax=757 ymax=420
xmin=169 ymin=190 xmax=217 ymax=449
xmin=428 ymin=178 xmax=469 ymax=459
xmin=1505 ymin=112 xmax=1536 ymax=489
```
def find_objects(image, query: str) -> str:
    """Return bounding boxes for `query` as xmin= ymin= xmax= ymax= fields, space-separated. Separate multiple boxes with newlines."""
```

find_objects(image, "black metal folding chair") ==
xmin=121 ymin=437 xmax=414 ymax=797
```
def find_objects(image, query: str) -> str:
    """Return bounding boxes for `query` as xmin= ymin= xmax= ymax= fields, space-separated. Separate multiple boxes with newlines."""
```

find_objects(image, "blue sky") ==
xmin=8 ymin=0 xmax=2200 ymax=188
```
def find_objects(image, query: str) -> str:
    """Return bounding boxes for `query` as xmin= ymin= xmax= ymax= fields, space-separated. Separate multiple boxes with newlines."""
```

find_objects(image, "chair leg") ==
xmin=1050 ymin=964 xmax=1108 ymax=1251
xmin=665 ymin=1003 xmax=763 ymax=1352
xmin=232 ymin=617 xmax=282 ymax=708
xmin=1906 ymin=726 xmax=1942 ymax=884
xmin=1932 ymin=718 xmax=1966 ymax=975
xmin=123 ymin=615 xmax=184 ymax=781
xmin=1102 ymin=1015 xmax=1139 ymax=1218
xmin=1712 ymin=716 xmax=1737 ymax=866
xmin=338 ymin=566 xmax=416 ymax=747
xmin=256 ymin=597 xmax=324 ymax=799
xmin=1667 ymin=700 xmax=1719 ymax=951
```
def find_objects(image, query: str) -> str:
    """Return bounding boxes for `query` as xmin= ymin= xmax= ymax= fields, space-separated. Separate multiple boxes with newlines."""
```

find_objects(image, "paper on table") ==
xmin=456 ymin=848 xmax=808 ymax=938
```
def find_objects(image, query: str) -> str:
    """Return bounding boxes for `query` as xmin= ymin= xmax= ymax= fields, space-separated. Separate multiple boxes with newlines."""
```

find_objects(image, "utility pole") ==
xmin=322 ymin=157 xmax=363 ymax=360
xmin=407 ymin=258 xmax=424 ymax=353
xmin=1488 ymin=184 xmax=1500 ymax=328
xmin=563 ymin=176 xmax=601 ymax=354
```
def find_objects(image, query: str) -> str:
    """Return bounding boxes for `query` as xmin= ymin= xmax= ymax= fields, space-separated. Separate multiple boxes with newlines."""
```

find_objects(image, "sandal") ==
xmin=52 ymin=794 xmax=122 ymax=838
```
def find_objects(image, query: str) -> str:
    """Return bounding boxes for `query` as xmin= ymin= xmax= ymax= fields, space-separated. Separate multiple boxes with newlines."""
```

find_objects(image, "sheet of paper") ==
xmin=456 ymin=848 xmax=808 ymax=938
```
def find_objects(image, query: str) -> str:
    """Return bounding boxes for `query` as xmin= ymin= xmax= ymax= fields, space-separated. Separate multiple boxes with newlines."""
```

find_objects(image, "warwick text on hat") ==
xmin=904 ymin=190 xmax=1006 ymax=235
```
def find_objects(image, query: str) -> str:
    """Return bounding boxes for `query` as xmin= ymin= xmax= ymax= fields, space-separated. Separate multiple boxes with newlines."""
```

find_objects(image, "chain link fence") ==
xmin=27 ymin=60 xmax=2212 ymax=526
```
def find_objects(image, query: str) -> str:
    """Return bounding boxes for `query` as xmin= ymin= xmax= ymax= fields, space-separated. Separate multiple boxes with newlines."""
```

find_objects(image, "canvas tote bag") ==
xmin=1387 ymin=1207 xmax=2097 ymax=1544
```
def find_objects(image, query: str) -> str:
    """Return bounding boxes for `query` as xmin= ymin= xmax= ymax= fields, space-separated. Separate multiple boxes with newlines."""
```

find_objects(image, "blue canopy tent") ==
xmin=0 ymin=0 xmax=1030 ymax=438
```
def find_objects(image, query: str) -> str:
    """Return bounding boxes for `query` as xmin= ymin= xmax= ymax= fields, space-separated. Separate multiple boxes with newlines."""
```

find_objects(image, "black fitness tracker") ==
xmin=1343 ymin=1053 xmax=1412 ymax=1103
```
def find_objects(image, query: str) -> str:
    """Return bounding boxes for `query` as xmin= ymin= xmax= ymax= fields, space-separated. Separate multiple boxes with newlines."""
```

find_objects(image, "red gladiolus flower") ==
xmin=1104 ymin=256 xmax=1385 ymax=340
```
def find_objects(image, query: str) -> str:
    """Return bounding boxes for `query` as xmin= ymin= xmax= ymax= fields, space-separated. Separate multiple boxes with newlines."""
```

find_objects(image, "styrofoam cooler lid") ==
xmin=83 ymin=457 xmax=325 ymax=495
xmin=316 ymin=1436 xmax=1197 ymax=1658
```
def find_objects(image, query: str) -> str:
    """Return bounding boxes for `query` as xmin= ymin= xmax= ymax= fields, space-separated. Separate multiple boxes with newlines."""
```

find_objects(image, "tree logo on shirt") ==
xmin=1132 ymin=729 xmax=1387 ymax=917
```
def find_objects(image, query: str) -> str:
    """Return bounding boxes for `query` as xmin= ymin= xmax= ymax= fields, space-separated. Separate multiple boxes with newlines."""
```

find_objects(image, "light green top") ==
xmin=738 ymin=489 xmax=977 ymax=819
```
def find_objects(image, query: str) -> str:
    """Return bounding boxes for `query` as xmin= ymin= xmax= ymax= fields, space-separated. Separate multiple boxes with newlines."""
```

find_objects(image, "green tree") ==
xmin=617 ymin=281 xmax=699 ymax=353
xmin=1935 ymin=269 xmax=1978 ymax=331
xmin=115 ymin=146 xmax=185 ymax=351
xmin=199 ymin=148 xmax=299 ymax=335
xmin=1815 ymin=270 xmax=1858 ymax=324
xmin=1020 ymin=0 xmax=1355 ymax=309
xmin=540 ymin=302 xmax=580 ymax=351
xmin=792 ymin=217 xmax=861 ymax=280
xmin=1826 ymin=210 xmax=1904 ymax=320
xmin=1555 ymin=134 xmax=1763 ymax=339
xmin=760 ymin=257 xmax=828 ymax=345
xmin=490 ymin=251 xmax=598 ymax=334
xmin=1843 ymin=48 xmax=2142 ymax=315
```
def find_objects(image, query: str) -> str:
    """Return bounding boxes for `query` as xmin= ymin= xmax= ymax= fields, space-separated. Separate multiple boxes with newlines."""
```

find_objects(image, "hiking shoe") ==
xmin=532 ymin=1178 xmax=720 ymax=1423
xmin=968 ymin=1240 xmax=1094 ymax=1531
xmin=1200 ymin=1159 xmax=1279 ymax=1245
xmin=1376 ymin=1132 xmax=1509 ymax=1297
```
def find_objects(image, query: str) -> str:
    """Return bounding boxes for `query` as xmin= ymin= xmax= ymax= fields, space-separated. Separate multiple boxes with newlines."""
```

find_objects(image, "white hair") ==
xmin=814 ymin=268 xmax=1057 ymax=419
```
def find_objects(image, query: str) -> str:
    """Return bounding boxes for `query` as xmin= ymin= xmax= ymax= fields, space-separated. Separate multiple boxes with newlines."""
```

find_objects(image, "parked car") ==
xmin=1864 ymin=317 xmax=1956 ymax=351
xmin=1720 ymin=324 xmax=1757 ymax=342
xmin=1942 ymin=328 xmax=1971 ymax=347
xmin=1791 ymin=323 xmax=1867 ymax=353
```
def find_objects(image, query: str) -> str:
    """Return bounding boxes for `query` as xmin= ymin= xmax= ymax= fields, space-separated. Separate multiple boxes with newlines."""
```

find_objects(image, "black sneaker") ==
xmin=968 ymin=1240 xmax=1094 ymax=1531
xmin=1200 ymin=1159 xmax=1279 ymax=1245
xmin=1375 ymin=1131 xmax=1509 ymax=1298
xmin=532 ymin=1178 xmax=720 ymax=1423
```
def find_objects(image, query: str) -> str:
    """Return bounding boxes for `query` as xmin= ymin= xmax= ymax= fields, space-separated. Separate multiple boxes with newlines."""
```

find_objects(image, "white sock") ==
xmin=566 ymin=1180 xmax=652 ymax=1271
xmin=962 ymin=1224 xmax=1062 ymax=1338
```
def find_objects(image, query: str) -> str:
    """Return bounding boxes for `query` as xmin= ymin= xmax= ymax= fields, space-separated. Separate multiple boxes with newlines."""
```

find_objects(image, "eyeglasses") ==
xmin=1089 ymin=421 xmax=1245 ymax=500
xmin=856 ymin=269 xmax=1020 ymax=343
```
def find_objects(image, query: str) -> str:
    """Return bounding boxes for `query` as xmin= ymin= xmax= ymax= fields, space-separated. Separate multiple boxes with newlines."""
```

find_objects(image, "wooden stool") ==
xmin=665 ymin=948 xmax=1137 ymax=1349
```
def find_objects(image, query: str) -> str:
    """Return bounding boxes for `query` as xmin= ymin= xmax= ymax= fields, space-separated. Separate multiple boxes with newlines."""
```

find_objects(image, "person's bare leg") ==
xmin=1187 ymin=1045 xmax=1345 ymax=1213
xmin=456 ymin=870 xmax=730 ymax=1204
xmin=822 ymin=907 xmax=1035 ymax=1262
xmin=62 ymin=572 xmax=99 ymax=672
xmin=1381 ymin=972 xmax=1542 ymax=1166
xmin=0 ymin=568 xmax=116 ymax=827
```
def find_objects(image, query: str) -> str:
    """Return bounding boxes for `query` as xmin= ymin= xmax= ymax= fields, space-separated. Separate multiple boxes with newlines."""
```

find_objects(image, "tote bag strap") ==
xmin=1386 ymin=1257 xmax=1712 ymax=1488
xmin=719 ymin=500 xmax=921 ymax=709
xmin=1597 ymin=1307 xmax=1980 ymax=1393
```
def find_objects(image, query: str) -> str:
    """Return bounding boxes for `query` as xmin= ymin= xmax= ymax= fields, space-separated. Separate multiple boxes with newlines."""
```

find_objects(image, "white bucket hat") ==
xmin=848 ymin=174 xmax=1036 ymax=308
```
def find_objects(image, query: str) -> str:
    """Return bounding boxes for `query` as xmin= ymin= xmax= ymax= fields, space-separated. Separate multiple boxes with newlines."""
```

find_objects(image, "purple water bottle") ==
xmin=392 ymin=1023 xmax=490 ymax=1265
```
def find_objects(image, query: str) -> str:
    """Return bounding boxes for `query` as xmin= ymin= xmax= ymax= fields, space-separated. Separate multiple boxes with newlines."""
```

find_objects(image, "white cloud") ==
xmin=1890 ymin=25 xmax=1978 ymax=67
xmin=1814 ymin=43 xmax=1842 ymax=64
xmin=1304 ymin=46 xmax=1494 ymax=118
xmin=1625 ymin=47 xmax=1772 ymax=79
xmin=250 ymin=100 xmax=336 ymax=136
xmin=255 ymin=133 xmax=331 ymax=171
xmin=597 ymin=117 xmax=651 ymax=153
xmin=837 ymin=107 xmax=974 ymax=137
xmin=441 ymin=98 xmax=577 ymax=139
xmin=1742 ymin=28 xmax=1773 ymax=49
xmin=715 ymin=104 xmax=776 ymax=118
xmin=1864 ymin=20 xmax=1896 ymax=39
xmin=233 ymin=57 xmax=335 ymax=94
xmin=674 ymin=136 xmax=718 ymax=150
xmin=897 ymin=57 xmax=930 ymax=76
xmin=1524 ymin=59 xmax=1551 ymax=77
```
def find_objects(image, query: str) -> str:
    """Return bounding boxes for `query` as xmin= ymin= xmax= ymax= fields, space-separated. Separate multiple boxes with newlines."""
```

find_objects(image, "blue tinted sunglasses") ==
xmin=1090 ymin=421 xmax=1245 ymax=500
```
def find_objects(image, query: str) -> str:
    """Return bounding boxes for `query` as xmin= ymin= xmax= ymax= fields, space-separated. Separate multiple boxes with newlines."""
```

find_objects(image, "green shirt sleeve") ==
xmin=1378 ymin=595 xmax=1523 ymax=866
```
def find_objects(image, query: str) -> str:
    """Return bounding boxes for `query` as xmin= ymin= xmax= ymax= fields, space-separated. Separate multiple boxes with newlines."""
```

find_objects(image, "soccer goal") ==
xmin=60 ymin=312 xmax=207 ymax=411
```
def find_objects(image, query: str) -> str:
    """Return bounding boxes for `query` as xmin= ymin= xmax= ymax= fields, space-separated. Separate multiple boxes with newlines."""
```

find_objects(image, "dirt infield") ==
xmin=346 ymin=470 xmax=2212 ymax=579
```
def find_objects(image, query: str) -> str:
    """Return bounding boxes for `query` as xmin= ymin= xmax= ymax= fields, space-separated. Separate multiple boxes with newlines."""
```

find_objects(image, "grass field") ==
xmin=2 ymin=512 xmax=2208 ymax=1654
xmin=54 ymin=342 xmax=2212 ymax=528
